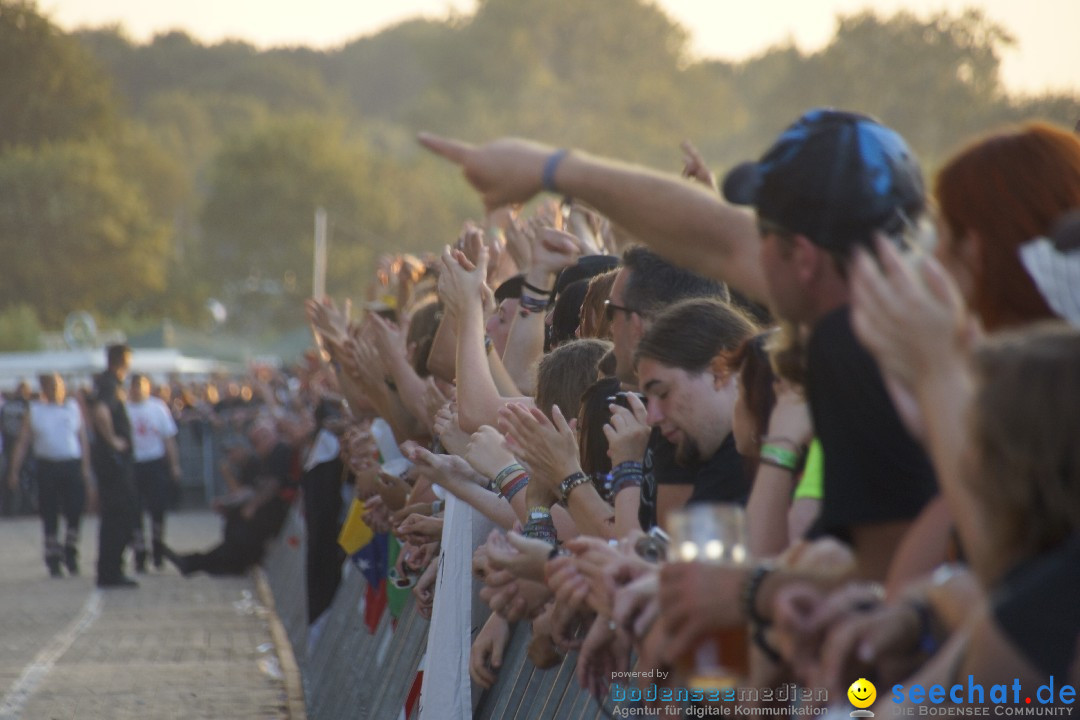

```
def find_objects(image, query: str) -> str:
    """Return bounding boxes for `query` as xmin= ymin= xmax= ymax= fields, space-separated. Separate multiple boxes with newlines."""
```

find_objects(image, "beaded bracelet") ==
xmin=739 ymin=563 xmax=784 ymax=662
xmin=518 ymin=293 xmax=549 ymax=315
xmin=524 ymin=515 xmax=558 ymax=546
xmin=740 ymin=562 xmax=775 ymax=627
xmin=610 ymin=474 xmax=643 ymax=498
xmin=605 ymin=461 xmax=644 ymax=498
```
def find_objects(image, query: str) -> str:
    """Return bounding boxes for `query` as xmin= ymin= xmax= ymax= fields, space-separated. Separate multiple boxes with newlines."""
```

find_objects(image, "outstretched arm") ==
xmin=418 ymin=134 xmax=768 ymax=303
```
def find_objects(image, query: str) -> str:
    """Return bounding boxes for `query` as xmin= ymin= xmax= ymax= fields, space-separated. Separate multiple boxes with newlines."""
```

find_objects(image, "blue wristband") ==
xmin=542 ymin=149 xmax=569 ymax=193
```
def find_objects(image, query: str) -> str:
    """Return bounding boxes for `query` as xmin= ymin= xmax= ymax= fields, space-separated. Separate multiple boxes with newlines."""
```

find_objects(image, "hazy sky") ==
xmin=44 ymin=0 xmax=1080 ymax=96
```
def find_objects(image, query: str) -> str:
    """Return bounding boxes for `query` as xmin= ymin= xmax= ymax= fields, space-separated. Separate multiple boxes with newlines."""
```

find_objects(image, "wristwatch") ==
xmin=557 ymin=471 xmax=590 ymax=505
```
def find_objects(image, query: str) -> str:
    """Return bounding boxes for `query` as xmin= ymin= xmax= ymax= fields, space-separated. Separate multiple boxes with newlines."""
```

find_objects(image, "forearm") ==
xmin=487 ymin=349 xmax=521 ymax=396
xmin=613 ymin=487 xmax=642 ymax=539
xmin=93 ymin=405 xmax=124 ymax=451
xmin=501 ymin=281 xmax=551 ymax=396
xmin=382 ymin=391 xmax=428 ymax=444
xmin=335 ymin=370 xmax=373 ymax=425
xmin=165 ymin=437 xmax=181 ymax=477
xmin=914 ymin=361 xmax=987 ymax=569
xmin=7 ymin=429 xmax=29 ymax=483
xmin=554 ymin=151 xmax=768 ymax=302
xmin=79 ymin=429 xmax=92 ymax=480
xmin=426 ymin=318 xmax=458 ymax=384
xmin=456 ymin=306 xmax=515 ymax=432
xmin=565 ymin=484 xmax=617 ymax=539
xmin=384 ymin=351 xmax=435 ymax=432
xmin=440 ymin=481 xmax=517 ymax=530
xmin=746 ymin=465 xmax=798 ymax=558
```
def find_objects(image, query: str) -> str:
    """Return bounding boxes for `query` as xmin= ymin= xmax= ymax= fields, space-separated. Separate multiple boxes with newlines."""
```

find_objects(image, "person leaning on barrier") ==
xmin=162 ymin=419 xmax=296 ymax=577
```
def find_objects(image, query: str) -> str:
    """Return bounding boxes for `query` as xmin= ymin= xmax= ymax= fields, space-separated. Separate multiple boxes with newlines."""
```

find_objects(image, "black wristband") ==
xmin=522 ymin=280 xmax=553 ymax=296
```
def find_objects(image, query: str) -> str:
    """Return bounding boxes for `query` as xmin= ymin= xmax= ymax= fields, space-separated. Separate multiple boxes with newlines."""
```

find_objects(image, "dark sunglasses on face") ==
xmin=604 ymin=299 xmax=636 ymax=322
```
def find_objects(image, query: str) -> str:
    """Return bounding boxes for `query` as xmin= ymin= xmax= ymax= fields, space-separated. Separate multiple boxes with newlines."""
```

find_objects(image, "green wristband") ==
xmin=759 ymin=443 xmax=800 ymax=471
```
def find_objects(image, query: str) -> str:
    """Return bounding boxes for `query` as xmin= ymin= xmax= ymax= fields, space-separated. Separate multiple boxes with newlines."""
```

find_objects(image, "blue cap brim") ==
xmin=721 ymin=161 xmax=762 ymax=206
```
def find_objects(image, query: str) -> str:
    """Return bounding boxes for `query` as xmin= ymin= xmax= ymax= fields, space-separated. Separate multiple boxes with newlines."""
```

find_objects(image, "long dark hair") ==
xmin=726 ymin=332 xmax=778 ymax=476
xmin=578 ymin=377 xmax=622 ymax=486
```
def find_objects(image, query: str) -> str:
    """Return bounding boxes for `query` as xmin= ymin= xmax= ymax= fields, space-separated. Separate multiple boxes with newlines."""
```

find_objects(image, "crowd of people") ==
xmin=4 ymin=107 xmax=1079 ymax=717
xmin=301 ymin=109 xmax=1079 ymax=715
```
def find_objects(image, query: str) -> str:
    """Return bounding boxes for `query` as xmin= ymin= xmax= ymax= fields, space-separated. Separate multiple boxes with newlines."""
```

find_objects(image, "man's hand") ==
xmin=604 ymin=392 xmax=651 ymax=465
xmin=680 ymin=140 xmax=717 ymax=192
xmin=418 ymin=134 xmax=554 ymax=212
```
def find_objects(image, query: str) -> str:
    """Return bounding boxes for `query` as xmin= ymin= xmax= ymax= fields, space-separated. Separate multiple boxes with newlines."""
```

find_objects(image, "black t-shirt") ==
xmin=638 ymin=428 xmax=748 ymax=530
xmin=91 ymin=371 xmax=132 ymax=456
xmin=240 ymin=441 xmax=294 ymax=492
xmin=639 ymin=427 xmax=690 ymax=530
xmin=993 ymin=534 xmax=1080 ymax=682
xmin=686 ymin=433 xmax=749 ymax=507
xmin=806 ymin=306 xmax=937 ymax=540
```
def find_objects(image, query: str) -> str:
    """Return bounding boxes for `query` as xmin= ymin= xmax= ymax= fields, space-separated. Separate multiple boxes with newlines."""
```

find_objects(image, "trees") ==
xmin=0 ymin=0 xmax=117 ymax=150
xmin=1 ymin=0 xmax=1075 ymax=341
xmin=0 ymin=140 xmax=169 ymax=323
xmin=198 ymin=115 xmax=396 ymax=329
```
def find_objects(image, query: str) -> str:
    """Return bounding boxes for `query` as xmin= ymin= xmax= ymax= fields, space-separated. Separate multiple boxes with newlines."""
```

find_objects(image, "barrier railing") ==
xmin=261 ymin=507 xmax=617 ymax=720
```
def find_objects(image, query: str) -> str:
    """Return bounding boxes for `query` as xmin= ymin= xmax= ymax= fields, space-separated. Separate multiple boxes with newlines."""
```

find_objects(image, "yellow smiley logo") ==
xmin=848 ymin=678 xmax=877 ymax=709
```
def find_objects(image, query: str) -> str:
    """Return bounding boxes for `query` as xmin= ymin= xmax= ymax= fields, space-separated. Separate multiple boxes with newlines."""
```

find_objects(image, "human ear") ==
xmin=709 ymin=354 xmax=735 ymax=389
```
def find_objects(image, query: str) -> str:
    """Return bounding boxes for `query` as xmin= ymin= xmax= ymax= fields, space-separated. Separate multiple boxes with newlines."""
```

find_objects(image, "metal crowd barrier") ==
xmin=261 ymin=506 xmax=616 ymax=720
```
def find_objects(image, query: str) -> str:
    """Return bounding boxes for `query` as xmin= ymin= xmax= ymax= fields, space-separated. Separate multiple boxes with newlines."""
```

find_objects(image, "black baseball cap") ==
xmin=494 ymin=274 xmax=524 ymax=303
xmin=722 ymin=108 xmax=925 ymax=252
xmin=554 ymin=254 xmax=620 ymax=297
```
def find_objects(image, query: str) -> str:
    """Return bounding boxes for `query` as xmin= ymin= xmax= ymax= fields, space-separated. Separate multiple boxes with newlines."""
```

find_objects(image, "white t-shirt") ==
xmin=29 ymin=399 xmax=83 ymax=461
xmin=125 ymin=397 xmax=178 ymax=462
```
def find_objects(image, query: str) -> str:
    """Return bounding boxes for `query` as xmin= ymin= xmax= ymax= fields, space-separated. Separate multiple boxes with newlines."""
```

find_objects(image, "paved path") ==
xmin=0 ymin=511 xmax=291 ymax=720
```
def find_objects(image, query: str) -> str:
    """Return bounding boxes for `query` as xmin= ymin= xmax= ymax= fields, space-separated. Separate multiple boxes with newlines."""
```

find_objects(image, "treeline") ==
xmin=1 ymin=0 xmax=1077 ymax=344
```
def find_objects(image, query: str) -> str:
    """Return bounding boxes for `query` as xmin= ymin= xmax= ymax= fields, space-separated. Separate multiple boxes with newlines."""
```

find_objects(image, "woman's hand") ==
xmin=433 ymin=402 xmax=470 ymax=457
xmin=483 ymin=529 xmax=551 ymax=583
xmin=499 ymin=403 xmax=581 ymax=495
xmin=395 ymin=512 xmax=444 ymax=545
xmin=463 ymin=425 xmax=519 ymax=482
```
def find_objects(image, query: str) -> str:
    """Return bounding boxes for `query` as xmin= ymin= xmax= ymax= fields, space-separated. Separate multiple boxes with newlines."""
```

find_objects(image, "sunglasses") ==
xmin=604 ymin=299 xmax=636 ymax=322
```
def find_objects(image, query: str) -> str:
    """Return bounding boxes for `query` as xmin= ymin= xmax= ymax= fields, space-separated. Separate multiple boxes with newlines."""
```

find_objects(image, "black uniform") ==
xmin=90 ymin=371 xmax=139 ymax=585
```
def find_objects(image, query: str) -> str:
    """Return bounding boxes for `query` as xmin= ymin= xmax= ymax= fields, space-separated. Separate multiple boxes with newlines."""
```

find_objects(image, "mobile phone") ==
xmin=607 ymin=391 xmax=646 ymax=409
xmin=634 ymin=527 xmax=670 ymax=563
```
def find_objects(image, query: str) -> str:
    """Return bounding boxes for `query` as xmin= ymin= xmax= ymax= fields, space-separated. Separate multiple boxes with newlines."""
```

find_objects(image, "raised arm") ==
xmin=418 ymin=134 xmax=767 ymax=303
xmin=6 ymin=414 xmax=31 ymax=490
xmin=439 ymin=245 xmax=529 ymax=433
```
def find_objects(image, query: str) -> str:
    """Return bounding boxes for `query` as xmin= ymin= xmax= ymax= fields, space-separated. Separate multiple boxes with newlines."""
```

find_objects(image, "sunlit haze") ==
xmin=43 ymin=0 xmax=1080 ymax=97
